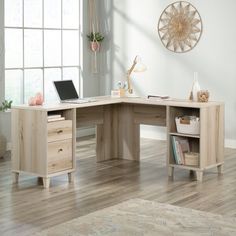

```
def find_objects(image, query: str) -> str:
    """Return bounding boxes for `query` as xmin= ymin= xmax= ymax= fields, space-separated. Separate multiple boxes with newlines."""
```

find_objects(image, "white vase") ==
xmin=192 ymin=73 xmax=200 ymax=102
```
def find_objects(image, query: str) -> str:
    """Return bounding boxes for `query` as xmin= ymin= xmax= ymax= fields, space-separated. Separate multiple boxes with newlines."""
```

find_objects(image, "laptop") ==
xmin=54 ymin=80 xmax=94 ymax=104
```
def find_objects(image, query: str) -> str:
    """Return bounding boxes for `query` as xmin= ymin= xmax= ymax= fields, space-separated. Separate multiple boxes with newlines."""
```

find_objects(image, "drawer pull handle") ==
xmin=58 ymin=148 xmax=63 ymax=153
xmin=57 ymin=130 xmax=63 ymax=134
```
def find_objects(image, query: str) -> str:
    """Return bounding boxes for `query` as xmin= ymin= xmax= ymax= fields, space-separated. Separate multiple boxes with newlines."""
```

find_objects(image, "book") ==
xmin=171 ymin=136 xmax=180 ymax=164
xmin=147 ymin=95 xmax=170 ymax=100
xmin=47 ymin=117 xmax=65 ymax=122
xmin=47 ymin=114 xmax=62 ymax=119
xmin=175 ymin=141 xmax=184 ymax=164
xmin=171 ymin=136 xmax=190 ymax=165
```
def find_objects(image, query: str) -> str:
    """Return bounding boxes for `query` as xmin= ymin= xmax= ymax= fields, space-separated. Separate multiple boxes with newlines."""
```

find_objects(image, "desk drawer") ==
xmin=47 ymin=120 xmax=72 ymax=142
xmin=48 ymin=139 xmax=73 ymax=173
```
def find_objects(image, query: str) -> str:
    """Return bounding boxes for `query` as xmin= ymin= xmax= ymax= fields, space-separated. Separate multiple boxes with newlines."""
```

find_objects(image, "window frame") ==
xmin=3 ymin=0 xmax=82 ymax=104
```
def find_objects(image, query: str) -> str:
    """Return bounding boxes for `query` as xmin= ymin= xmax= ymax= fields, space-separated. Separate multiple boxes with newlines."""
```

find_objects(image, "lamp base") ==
xmin=125 ymin=91 xmax=140 ymax=98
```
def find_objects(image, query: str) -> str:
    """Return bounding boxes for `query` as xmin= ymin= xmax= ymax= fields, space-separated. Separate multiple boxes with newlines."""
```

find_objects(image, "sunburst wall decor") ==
xmin=158 ymin=1 xmax=202 ymax=53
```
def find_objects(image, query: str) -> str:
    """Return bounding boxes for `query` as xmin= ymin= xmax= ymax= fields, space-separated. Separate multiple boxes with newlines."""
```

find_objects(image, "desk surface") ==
xmin=13 ymin=96 xmax=224 ymax=111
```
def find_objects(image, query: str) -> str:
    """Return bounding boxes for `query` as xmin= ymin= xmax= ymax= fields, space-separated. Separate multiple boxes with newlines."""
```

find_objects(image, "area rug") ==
xmin=36 ymin=198 xmax=236 ymax=236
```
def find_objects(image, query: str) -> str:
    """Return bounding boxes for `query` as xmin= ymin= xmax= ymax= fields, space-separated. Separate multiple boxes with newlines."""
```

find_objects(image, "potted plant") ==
xmin=0 ymin=100 xmax=12 ymax=158
xmin=0 ymin=100 xmax=12 ymax=112
xmin=87 ymin=32 xmax=105 ymax=52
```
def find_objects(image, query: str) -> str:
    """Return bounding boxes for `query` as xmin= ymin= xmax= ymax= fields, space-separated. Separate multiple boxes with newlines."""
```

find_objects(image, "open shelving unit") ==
xmin=167 ymin=105 xmax=224 ymax=182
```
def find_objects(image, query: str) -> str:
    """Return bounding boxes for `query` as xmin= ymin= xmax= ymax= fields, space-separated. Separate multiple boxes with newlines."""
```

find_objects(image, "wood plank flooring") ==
xmin=0 ymin=136 xmax=236 ymax=235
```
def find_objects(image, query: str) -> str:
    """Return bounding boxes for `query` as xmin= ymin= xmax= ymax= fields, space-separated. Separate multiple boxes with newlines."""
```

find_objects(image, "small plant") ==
xmin=0 ymin=100 xmax=12 ymax=112
xmin=87 ymin=32 xmax=104 ymax=42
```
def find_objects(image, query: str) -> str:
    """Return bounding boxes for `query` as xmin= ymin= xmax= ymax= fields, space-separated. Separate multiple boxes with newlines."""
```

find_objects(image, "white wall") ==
xmin=101 ymin=0 xmax=236 ymax=147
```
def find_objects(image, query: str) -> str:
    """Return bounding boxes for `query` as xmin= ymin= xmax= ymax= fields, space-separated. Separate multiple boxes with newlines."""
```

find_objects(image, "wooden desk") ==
xmin=11 ymin=97 xmax=224 ymax=188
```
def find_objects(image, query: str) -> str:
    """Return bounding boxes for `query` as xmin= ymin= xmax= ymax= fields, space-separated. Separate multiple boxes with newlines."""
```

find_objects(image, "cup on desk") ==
xmin=111 ymin=89 xmax=126 ymax=98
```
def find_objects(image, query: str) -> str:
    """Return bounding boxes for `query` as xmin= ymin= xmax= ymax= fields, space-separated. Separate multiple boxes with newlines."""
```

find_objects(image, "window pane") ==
xmin=24 ymin=0 xmax=42 ymax=28
xmin=63 ymin=68 xmax=79 ymax=95
xmin=63 ymin=0 xmax=79 ymax=29
xmin=24 ymin=69 xmax=43 ymax=103
xmin=44 ymin=0 xmax=61 ymax=28
xmin=5 ymin=70 xmax=23 ymax=105
xmin=63 ymin=30 xmax=79 ymax=66
xmin=5 ymin=0 xmax=22 ymax=27
xmin=44 ymin=68 xmax=61 ymax=103
xmin=5 ymin=29 xmax=23 ymax=68
xmin=24 ymin=30 xmax=43 ymax=67
xmin=44 ymin=30 xmax=61 ymax=67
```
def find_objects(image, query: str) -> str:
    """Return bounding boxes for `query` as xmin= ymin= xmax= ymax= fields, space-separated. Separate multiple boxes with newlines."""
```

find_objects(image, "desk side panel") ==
xmin=200 ymin=105 xmax=224 ymax=168
xmin=12 ymin=109 xmax=47 ymax=175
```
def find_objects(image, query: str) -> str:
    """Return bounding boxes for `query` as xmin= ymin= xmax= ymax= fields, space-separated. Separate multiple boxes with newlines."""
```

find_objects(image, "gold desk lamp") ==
xmin=126 ymin=56 xmax=147 ymax=95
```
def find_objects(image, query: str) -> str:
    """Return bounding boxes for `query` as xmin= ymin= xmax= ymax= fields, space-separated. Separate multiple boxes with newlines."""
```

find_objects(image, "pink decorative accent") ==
xmin=35 ymin=92 xmax=44 ymax=105
xmin=90 ymin=41 xmax=100 ymax=52
xmin=28 ymin=92 xmax=44 ymax=106
xmin=28 ymin=97 xmax=37 ymax=106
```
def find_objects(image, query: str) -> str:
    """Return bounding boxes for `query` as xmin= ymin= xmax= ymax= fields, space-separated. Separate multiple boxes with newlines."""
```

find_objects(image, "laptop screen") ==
xmin=54 ymin=80 xmax=79 ymax=100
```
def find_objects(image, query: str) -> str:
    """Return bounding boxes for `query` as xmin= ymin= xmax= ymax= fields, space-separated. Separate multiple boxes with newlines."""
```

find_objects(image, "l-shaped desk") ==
xmin=11 ymin=96 xmax=224 ymax=188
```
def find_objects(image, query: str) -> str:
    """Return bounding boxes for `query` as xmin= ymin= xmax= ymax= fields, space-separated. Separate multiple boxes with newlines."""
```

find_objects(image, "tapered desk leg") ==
xmin=196 ymin=171 xmax=203 ymax=182
xmin=168 ymin=167 xmax=174 ymax=179
xmin=43 ymin=177 xmax=50 ymax=188
xmin=217 ymin=164 xmax=224 ymax=174
xmin=12 ymin=172 xmax=19 ymax=184
xmin=68 ymin=172 xmax=75 ymax=183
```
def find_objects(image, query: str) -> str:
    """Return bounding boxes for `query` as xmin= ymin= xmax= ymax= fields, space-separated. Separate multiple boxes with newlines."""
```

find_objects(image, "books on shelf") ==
xmin=171 ymin=136 xmax=190 ymax=165
xmin=47 ymin=114 xmax=65 ymax=122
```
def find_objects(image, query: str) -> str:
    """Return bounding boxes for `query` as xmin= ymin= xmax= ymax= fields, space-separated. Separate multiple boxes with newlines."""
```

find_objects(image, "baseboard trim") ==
xmin=7 ymin=142 xmax=11 ymax=151
xmin=225 ymin=139 xmax=236 ymax=149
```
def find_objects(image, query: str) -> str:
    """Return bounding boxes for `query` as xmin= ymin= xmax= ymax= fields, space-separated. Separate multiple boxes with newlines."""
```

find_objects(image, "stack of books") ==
xmin=47 ymin=114 xmax=65 ymax=123
xmin=147 ymin=95 xmax=170 ymax=100
xmin=171 ymin=136 xmax=190 ymax=165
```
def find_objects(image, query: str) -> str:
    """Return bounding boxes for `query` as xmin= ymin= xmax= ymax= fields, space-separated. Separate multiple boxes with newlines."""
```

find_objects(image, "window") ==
xmin=4 ymin=0 xmax=81 ymax=104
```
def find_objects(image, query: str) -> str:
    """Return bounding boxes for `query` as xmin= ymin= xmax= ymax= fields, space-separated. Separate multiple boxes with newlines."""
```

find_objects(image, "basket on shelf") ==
xmin=184 ymin=152 xmax=199 ymax=166
xmin=175 ymin=116 xmax=200 ymax=135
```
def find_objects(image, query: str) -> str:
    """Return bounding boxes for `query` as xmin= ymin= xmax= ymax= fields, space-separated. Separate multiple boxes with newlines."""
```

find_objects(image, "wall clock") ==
xmin=158 ymin=1 xmax=203 ymax=53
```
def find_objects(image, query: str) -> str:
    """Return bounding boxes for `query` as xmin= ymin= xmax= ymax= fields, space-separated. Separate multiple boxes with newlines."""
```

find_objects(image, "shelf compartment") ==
xmin=169 ymin=106 xmax=200 ymax=134
xmin=169 ymin=135 xmax=200 ymax=168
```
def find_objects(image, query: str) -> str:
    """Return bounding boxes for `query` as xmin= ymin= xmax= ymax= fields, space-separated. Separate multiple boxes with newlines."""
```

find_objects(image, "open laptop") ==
xmin=54 ymin=80 xmax=94 ymax=104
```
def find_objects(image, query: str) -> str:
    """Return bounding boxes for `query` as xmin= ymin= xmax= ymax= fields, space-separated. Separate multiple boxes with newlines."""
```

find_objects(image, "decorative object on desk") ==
xmin=147 ymin=95 xmax=170 ymax=100
xmin=0 ymin=100 xmax=12 ymax=112
xmin=198 ymin=90 xmax=209 ymax=102
xmin=111 ymin=89 xmax=126 ymax=98
xmin=184 ymin=152 xmax=199 ymax=166
xmin=175 ymin=116 xmax=200 ymax=135
xmin=111 ymin=81 xmax=127 ymax=97
xmin=126 ymin=55 xmax=147 ymax=95
xmin=0 ymin=134 xmax=7 ymax=158
xmin=158 ymin=1 xmax=203 ymax=53
xmin=189 ymin=72 xmax=201 ymax=102
xmin=28 ymin=92 xmax=44 ymax=106
xmin=88 ymin=0 xmax=104 ymax=73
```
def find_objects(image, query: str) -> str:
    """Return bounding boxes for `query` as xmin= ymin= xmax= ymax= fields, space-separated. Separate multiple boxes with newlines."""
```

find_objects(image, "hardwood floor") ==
xmin=0 ymin=136 xmax=236 ymax=235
